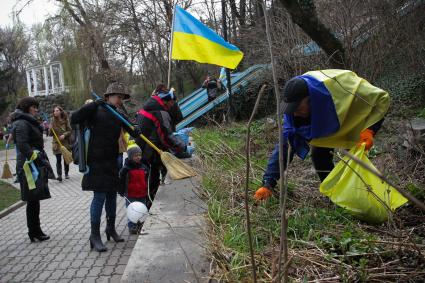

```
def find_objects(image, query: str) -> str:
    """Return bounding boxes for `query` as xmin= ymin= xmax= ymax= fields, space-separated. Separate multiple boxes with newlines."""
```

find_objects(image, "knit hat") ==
xmin=127 ymin=145 xmax=142 ymax=160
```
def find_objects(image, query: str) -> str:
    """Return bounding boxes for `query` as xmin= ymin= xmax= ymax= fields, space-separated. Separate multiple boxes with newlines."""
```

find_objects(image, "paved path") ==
xmin=0 ymin=137 xmax=137 ymax=282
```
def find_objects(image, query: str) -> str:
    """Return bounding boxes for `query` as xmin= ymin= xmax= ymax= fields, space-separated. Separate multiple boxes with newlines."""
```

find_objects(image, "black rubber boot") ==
xmin=27 ymin=201 xmax=49 ymax=242
xmin=89 ymin=222 xmax=107 ymax=252
xmin=105 ymin=217 xmax=124 ymax=242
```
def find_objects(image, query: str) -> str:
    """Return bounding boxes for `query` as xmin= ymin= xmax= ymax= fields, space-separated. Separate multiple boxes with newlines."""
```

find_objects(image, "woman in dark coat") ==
xmin=71 ymin=82 xmax=136 ymax=252
xmin=11 ymin=97 xmax=53 ymax=242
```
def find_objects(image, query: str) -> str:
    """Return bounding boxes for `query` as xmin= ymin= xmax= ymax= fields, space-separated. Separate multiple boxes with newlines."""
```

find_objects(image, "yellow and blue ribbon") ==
xmin=23 ymin=151 xmax=40 ymax=190
xmin=83 ymin=128 xmax=90 ymax=175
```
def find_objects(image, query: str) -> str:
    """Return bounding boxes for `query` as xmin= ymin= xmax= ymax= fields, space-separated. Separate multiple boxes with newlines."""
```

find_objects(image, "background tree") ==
xmin=0 ymin=24 xmax=29 ymax=117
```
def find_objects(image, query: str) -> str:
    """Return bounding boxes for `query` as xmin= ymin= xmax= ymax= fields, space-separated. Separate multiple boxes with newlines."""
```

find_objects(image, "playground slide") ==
xmin=178 ymin=64 xmax=266 ymax=118
xmin=176 ymin=64 xmax=267 ymax=131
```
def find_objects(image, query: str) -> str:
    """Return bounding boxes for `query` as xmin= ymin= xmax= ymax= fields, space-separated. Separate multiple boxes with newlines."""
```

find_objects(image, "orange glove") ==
xmin=357 ymin=129 xmax=375 ymax=151
xmin=254 ymin=186 xmax=273 ymax=201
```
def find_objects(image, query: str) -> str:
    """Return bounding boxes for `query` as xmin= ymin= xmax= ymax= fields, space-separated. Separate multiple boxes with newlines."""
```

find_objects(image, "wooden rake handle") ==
xmin=51 ymin=128 xmax=64 ymax=147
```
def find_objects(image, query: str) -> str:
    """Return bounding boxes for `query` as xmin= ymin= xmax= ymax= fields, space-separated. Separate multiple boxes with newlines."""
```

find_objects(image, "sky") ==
xmin=0 ymin=0 xmax=59 ymax=28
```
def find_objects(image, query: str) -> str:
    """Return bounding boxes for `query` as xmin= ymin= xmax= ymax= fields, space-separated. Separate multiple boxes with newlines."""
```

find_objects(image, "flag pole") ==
xmin=167 ymin=4 xmax=177 ymax=89
xmin=221 ymin=0 xmax=234 ymax=121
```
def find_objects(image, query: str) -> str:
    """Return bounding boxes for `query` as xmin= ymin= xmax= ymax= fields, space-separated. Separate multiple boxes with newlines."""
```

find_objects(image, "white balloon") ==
xmin=127 ymin=202 xmax=149 ymax=223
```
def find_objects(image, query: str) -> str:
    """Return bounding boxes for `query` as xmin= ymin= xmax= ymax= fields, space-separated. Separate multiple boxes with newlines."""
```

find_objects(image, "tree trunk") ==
xmin=184 ymin=62 xmax=202 ymax=89
xmin=61 ymin=0 xmax=115 ymax=82
xmin=128 ymin=0 xmax=149 ymax=66
xmin=278 ymin=0 xmax=346 ymax=68
xmin=229 ymin=0 xmax=246 ymax=28
xmin=240 ymin=0 xmax=246 ymax=26
xmin=175 ymin=61 xmax=184 ymax=95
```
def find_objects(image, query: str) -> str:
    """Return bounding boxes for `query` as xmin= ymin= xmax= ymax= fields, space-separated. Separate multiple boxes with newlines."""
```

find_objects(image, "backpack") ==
xmin=71 ymin=124 xmax=82 ymax=165
xmin=71 ymin=124 xmax=90 ymax=174
xmin=71 ymin=105 xmax=97 ymax=172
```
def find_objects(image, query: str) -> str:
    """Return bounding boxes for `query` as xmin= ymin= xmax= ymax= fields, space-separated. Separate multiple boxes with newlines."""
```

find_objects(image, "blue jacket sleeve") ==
xmin=262 ymin=140 xmax=291 ymax=189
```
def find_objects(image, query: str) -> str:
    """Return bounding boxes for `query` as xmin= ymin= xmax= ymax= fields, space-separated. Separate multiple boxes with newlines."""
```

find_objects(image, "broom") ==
xmin=1 ymin=146 xmax=13 ymax=179
xmin=51 ymin=128 xmax=73 ymax=165
xmin=92 ymin=93 xmax=196 ymax=180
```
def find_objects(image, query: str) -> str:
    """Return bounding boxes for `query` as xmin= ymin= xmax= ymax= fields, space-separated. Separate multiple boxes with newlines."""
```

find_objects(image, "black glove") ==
xmin=94 ymin=98 xmax=106 ymax=106
xmin=128 ymin=127 xmax=143 ymax=140
xmin=117 ymin=183 xmax=125 ymax=197
xmin=133 ymin=127 xmax=142 ymax=137
xmin=32 ymin=151 xmax=44 ymax=167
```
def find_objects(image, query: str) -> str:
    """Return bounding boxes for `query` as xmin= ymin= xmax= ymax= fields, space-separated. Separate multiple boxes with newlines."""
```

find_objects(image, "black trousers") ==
xmin=55 ymin=153 xmax=69 ymax=177
xmin=147 ymin=164 xmax=161 ymax=209
xmin=311 ymin=146 xmax=335 ymax=182
xmin=26 ymin=200 xmax=41 ymax=234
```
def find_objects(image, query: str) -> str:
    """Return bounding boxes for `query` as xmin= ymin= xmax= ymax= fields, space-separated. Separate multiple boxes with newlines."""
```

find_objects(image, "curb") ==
xmin=121 ymin=175 xmax=209 ymax=283
xmin=0 ymin=200 xmax=25 ymax=219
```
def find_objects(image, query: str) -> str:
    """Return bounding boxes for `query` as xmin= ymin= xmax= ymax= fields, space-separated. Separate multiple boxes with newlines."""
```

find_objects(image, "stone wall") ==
xmin=35 ymin=94 xmax=70 ymax=120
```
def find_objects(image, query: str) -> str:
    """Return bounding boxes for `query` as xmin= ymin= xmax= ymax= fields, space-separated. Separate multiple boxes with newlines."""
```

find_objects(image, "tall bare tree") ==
xmin=58 ymin=0 xmax=114 ymax=82
xmin=279 ymin=0 xmax=346 ymax=68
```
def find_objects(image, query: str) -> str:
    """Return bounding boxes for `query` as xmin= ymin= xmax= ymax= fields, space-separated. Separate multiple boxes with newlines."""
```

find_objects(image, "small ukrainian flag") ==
xmin=171 ymin=5 xmax=243 ymax=69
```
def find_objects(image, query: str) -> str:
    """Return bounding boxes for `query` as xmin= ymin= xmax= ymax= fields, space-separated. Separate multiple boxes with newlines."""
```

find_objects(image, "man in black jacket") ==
xmin=135 ymin=88 xmax=186 ymax=207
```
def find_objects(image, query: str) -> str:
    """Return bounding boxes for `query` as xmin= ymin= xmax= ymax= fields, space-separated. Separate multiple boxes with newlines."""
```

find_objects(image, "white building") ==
xmin=26 ymin=61 xmax=66 ymax=97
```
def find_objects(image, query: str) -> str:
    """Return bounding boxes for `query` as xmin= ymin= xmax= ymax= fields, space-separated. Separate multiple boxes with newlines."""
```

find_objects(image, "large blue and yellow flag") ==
xmin=284 ymin=70 xmax=390 ymax=153
xmin=171 ymin=5 xmax=243 ymax=69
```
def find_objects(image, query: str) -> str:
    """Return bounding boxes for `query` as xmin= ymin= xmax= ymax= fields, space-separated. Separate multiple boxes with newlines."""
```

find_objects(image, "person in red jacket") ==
xmin=119 ymin=145 xmax=149 ymax=234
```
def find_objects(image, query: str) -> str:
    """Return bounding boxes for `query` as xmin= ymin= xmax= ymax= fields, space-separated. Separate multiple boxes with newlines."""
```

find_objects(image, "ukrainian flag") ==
xmin=171 ymin=5 xmax=243 ymax=69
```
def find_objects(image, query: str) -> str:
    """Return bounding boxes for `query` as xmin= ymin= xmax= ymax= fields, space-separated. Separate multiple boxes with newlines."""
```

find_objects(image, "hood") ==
xmin=124 ymin=157 xmax=144 ymax=169
xmin=11 ymin=109 xmax=42 ymax=128
xmin=143 ymin=96 xmax=166 ymax=112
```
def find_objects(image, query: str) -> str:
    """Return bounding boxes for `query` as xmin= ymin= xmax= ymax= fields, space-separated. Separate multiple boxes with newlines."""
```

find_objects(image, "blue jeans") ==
xmin=125 ymin=197 xmax=147 ymax=229
xmin=90 ymin=191 xmax=117 ymax=224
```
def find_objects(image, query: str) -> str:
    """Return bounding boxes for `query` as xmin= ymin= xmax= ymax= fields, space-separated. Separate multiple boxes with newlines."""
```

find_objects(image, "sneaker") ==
xmin=57 ymin=176 xmax=62 ymax=182
xmin=129 ymin=227 xmax=138 ymax=235
xmin=65 ymin=174 xmax=69 ymax=179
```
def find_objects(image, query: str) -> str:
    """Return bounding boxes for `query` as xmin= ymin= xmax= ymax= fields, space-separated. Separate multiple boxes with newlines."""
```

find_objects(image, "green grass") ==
xmin=193 ymin=119 xmax=411 ymax=281
xmin=0 ymin=140 xmax=14 ymax=150
xmin=0 ymin=180 xmax=20 ymax=211
xmin=418 ymin=107 xmax=425 ymax=119
xmin=406 ymin=183 xmax=425 ymax=200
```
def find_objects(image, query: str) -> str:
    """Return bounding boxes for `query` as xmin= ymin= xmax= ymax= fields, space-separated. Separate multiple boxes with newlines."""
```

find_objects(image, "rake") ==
xmin=1 ymin=146 xmax=13 ymax=179
xmin=92 ymin=93 xmax=196 ymax=180
xmin=51 ymin=128 xmax=73 ymax=165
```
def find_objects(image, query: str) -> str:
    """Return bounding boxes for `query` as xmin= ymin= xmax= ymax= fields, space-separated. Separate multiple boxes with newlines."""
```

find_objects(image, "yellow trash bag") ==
xmin=320 ymin=144 xmax=408 ymax=224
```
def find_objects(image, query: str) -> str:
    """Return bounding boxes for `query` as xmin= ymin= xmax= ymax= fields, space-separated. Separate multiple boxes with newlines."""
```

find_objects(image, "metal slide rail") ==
xmin=176 ymin=66 xmax=266 ymax=131
xmin=178 ymin=72 xmax=240 ymax=105
xmin=178 ymin=65 xmax=265 ymax=118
